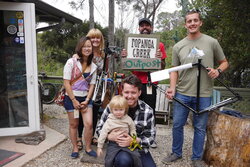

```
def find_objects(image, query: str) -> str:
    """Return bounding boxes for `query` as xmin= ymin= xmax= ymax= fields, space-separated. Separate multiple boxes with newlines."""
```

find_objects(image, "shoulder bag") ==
xmin=55 ymin=58 xmax=84 ymax=106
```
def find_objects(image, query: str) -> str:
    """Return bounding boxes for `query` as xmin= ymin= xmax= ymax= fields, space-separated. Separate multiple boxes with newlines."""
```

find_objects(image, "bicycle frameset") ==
xmin=92 ymin=42 xmax=117 ymax=102
xmin=151 ymin=59 xmax=242 ymax=114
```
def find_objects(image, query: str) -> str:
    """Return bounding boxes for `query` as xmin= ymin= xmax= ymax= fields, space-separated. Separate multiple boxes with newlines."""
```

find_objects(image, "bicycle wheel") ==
xmin=42 ymin=83 xmax=57 ymax=104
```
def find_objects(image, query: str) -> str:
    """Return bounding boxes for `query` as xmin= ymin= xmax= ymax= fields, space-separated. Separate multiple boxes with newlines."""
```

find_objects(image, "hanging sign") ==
xmin=122 ymin=34 xmax=161 ymax=70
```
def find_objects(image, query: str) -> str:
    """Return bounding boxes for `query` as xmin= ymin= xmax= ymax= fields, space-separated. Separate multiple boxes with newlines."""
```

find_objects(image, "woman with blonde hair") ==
xmin=87 ymin=28 xmax=105 ymax=65
xmin=77 ymin=28 xmax=106 ymax=150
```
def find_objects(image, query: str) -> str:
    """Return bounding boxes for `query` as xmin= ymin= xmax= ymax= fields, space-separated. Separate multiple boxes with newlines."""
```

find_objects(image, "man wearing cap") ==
xmin=121 ymin=18 xmax=167 ymax=148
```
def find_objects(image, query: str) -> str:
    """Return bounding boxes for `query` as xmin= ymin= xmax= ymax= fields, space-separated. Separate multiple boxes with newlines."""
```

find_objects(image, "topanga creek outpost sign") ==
xmin=122 ymin=34 xmax=161 ymax=70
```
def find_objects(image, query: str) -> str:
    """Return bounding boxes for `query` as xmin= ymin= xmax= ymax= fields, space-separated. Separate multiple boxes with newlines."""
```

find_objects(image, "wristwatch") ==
xmin=217 ymin=68 xmax=222 ymax=75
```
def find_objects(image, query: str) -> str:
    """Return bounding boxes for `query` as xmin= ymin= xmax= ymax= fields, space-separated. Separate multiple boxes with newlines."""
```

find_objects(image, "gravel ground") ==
xmin=23 ymin=104 xmax=208 ymax=167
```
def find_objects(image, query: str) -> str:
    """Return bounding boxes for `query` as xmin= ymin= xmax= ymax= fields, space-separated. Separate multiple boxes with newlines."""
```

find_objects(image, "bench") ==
xmin=155 ymin=84 xmax=172 ymax=125
xmin=212 ymin=89 xmax=221 ymax=105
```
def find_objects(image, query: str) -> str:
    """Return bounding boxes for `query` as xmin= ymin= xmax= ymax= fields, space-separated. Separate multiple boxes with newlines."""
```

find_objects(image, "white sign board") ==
xmin=123 ymin=34 xmax=161 ymax=70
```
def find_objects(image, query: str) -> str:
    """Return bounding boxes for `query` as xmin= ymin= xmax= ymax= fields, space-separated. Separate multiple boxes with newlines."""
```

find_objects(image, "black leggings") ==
xmin=78 ymin=101 xmax=101 ymax=138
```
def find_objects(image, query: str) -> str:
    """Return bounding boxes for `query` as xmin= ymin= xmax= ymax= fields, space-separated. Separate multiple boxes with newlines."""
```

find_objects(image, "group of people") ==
xmin=62 ymin=9 xmax=228 ymax=167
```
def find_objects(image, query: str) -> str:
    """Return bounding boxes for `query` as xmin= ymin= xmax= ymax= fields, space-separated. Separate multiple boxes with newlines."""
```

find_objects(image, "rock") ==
xmin=15 ymin=129 xmax=46 ymax=145
xmin=204 ymin=111 xmax=250 ymax=167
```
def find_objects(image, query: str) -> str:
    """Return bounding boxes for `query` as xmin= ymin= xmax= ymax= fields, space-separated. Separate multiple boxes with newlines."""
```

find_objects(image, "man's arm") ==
xmin=96 ymin=106 xmax=111 ymax=136
xmin=156 ymin=43 xmax=167 ymax=69
xmin=217 ymin=58 xmax=229 ymax=72
xmin=138 ymin=106 xmax=156 ymax=147
xmin=114 ymin=104 xmax=156 ymax=148
xmin=113 ymin=102 xmax=156 ymax=149
xmin=129 ymin=119 xmax=137 ymax=137
xmin=207 ymin=58 xmax=229 ymax=79
xmin=166 ymin=71 xmax=178 ymax=100
xmin=159 ymin=42 xmax=167 ymax=69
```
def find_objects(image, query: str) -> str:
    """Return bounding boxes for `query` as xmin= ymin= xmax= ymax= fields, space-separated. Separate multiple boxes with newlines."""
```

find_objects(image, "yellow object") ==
xmin=128 ymin=134 xmax=142 ymax=151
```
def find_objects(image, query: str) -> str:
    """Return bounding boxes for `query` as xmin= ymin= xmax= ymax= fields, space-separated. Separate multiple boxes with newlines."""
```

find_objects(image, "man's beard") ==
xmin=140 ymin=28 xmax=151 ymax=34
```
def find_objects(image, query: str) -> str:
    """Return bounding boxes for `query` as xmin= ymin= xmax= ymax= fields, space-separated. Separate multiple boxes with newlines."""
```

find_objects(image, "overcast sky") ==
xmin=41 ymin=0 xmax=180 ymax=33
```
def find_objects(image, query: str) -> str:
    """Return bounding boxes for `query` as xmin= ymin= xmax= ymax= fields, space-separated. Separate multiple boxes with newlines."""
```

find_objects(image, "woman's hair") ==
xmin=86 ymin=28 xmax=105 ymax=58
xmin=75 ymin=36 xmax=93 ymax=66
xmin=109 ymin=95 xmax=129 ymax=115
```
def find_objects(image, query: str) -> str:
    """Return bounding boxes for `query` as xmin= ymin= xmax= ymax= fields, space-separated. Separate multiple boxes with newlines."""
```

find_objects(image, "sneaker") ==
xmin=162 ymin=153 xmax=182 ymax=164
xmin=85 ymin=150 xmax=97 ymax=157
xmin=150 ymin=141 xmax=157 ymax=148
xmin=192 ymin=160 xmax=206 ymax=167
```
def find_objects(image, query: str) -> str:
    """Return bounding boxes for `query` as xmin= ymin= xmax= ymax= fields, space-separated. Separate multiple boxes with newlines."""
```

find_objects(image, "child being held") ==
xmin=97 ymin=95 xmax=142 ymax=167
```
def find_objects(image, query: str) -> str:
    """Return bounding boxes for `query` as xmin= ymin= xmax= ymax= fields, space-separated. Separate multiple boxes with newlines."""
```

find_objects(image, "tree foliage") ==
xmin=156 ymin=0 xmax=250 ymax=88
xmin=69 ymin=0 xmax=94 ymax=29
xmin=123 ymin=0 xmax=164 ymax=29
xmin=190 ymin=0 xmax=250 ymax=87
xmin=37 ymin=21 xmax=107 ymax=75
xmin=157 ymin=0 xmax=250 ymax=87
xmin=69 ymin=0 xmax=86 ymax=10
xmin=38 ymin=0 xmax=250 ymax=88
xmin=156 ymin=10 xmax=183 ymax=31
xmin=114 ymin=27 xmax=129 ymax=49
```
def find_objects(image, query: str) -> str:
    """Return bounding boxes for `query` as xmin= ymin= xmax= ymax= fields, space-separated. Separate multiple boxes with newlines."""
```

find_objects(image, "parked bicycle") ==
xmin=38 ymin=72 xmax=57 ymax=104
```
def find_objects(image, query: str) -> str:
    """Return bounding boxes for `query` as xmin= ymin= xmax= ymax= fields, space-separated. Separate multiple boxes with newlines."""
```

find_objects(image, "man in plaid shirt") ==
xmin=96 ymin=74 xmax=156 ymax=167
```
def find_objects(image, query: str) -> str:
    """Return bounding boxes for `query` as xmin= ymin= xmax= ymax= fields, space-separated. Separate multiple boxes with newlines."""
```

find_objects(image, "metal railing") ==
xmin=156 ymin=84 xmax=250 ymax=114
xmin=40 ymin=76 xmax=250 ymax=114
xmin=214 ymin=86 xmax=250 ymax=114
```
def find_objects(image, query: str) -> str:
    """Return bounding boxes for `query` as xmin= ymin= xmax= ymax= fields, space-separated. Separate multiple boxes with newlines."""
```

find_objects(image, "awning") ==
xmin=1 ymin=0 xmax=82 ymax=31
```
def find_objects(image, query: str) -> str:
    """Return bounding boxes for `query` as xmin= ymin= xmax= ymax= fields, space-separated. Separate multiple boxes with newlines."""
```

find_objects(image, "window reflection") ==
xmin=0 ymin=10 xmax=29 ymax=128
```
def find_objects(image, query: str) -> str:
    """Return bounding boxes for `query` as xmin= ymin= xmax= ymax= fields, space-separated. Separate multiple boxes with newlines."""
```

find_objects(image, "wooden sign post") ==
xmin=122 ymin=34 xmax=161 ymax=70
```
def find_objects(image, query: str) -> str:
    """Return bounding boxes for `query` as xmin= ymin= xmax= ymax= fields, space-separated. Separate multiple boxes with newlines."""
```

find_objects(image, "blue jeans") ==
xmin=114 ymin=150 xmax=156 ymax=167
xmin=172 ymin=93 xmax=211 ymax=160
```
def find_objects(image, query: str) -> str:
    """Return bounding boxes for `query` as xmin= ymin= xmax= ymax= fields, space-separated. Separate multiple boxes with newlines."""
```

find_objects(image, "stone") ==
xmin=15 ymin=129 xmax=46 ymax=145
xmin=204 ymin=111 xmax=250 ymax=167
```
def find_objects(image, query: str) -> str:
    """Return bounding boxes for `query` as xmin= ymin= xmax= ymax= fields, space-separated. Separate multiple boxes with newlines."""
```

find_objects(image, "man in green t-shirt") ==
xmin=162 ymin=10 xmax=229 ymax=167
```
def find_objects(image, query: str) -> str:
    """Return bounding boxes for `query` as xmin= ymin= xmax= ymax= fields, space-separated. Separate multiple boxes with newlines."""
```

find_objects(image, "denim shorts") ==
xmin=64 ymin=95 xmax=93 ymax=112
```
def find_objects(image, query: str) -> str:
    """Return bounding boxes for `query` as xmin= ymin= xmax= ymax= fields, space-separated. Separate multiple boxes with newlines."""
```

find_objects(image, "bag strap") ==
xmin=70 ymin=58 xmax=87 ymax=85
xmin=70 ymin=73 xmax=82 ymax=85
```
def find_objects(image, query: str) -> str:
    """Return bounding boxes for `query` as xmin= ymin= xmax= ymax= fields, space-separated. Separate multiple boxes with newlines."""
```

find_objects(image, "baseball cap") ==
xmin=138 ymin=18 xmax=152 ymax=26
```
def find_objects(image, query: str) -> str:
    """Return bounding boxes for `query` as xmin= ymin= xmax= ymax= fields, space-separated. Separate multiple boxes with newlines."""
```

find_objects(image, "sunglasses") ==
xmin=187 ymin=9 xmax=200 ymax=14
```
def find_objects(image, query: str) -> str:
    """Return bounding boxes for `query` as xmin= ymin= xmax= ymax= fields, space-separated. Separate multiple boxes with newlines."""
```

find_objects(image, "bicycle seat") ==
xmin=38 ymin=72 xmax=47 ymax=77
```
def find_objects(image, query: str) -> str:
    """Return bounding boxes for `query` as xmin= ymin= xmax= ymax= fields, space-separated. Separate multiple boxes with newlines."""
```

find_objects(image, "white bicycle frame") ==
xmin=92 ymin=72 xmax=103 ymax=101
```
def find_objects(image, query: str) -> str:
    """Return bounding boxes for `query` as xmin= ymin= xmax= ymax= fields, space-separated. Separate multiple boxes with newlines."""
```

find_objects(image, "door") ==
xmin=0 ymin=2 xmax=40 ymax=136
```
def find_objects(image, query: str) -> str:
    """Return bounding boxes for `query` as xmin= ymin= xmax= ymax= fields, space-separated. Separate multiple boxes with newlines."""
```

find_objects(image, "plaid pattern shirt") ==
xmin=96 ymin=100 xmax=156 ymax=152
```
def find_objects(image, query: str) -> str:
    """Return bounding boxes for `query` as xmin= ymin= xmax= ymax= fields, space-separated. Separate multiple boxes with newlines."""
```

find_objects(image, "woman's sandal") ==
xmin=77 ymin=140 xmax=83 ymax=150
xmin=91 ymin=137 xmax=98 ymax=146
